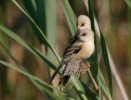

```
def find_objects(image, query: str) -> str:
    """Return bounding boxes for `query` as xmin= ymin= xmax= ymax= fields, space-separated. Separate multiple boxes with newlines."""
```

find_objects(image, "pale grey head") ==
xmin=77 ymin=15 xmax=91 ymax=30
xmin=78 ymin=29 xmax=94 ymax=42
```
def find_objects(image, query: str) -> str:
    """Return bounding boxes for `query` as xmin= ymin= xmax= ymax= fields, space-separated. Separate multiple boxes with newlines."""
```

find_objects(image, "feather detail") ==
xmin=48 ymin=60 xmax=65 ymax=85
xmin=62 ymin=45 xmax=82 ymax=58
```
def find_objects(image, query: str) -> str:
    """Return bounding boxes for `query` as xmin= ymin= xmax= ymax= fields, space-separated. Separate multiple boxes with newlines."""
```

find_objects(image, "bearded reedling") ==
xmin=48 ymin=15 xmax=95 ymax=89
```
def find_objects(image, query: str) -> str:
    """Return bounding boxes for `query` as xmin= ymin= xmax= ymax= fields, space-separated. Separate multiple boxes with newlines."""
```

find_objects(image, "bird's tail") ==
xmin=48 ymin=60 xmax=65 ymax=85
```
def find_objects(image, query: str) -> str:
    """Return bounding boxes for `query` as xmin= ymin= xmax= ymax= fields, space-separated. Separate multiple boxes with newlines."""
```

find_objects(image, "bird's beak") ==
xmin=77 ymin=25 xmax=81 ymax=29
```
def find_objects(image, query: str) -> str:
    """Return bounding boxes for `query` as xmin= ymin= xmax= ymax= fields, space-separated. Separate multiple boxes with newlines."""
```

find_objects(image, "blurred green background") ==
xmin=0 ymin=0 xmax=131 ymax=100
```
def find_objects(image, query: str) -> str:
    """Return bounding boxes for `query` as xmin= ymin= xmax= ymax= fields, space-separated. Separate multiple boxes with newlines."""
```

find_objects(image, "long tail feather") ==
xmin=48 ymin=61 xmax=65 ymax=85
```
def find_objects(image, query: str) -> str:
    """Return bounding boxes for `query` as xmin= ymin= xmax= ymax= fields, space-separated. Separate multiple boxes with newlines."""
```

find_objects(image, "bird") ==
xmin=77 ymin=15 xmax=91 ymax=30
xmin=48 ymin=15 xmax=94 ymax=88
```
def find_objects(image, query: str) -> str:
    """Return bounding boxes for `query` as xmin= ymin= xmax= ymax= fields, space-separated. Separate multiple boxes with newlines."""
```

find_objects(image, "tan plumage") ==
xmin=48 ymin=15 xmax=94 ymax=88
xmin=77 ymin=15 xmax=91 ymax=30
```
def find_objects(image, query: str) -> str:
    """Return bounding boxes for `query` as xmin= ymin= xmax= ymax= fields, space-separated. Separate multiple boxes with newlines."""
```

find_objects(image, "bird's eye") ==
xmin=81 ymin=24 xmax=85 ymax=26
xmin=82 ymin=33 xmax=86 ymax=36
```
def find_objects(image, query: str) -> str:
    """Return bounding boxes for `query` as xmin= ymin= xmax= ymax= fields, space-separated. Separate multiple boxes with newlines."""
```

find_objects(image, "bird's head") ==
xmin=76 ymin=15 xmax=91 ymax=30
xmin=77 ymin=29 xmax=94 ymax=42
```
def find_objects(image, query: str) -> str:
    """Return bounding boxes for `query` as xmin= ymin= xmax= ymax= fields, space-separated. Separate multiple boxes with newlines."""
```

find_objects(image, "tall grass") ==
xmin=0 ymin=0 xmax=120 ymax=100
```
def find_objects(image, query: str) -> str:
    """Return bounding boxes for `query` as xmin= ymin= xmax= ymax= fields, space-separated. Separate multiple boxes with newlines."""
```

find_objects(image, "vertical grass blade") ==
xmin=12 ymin=0 xmax=61 ymax=61
xmin=44 ymin=0 xmax=57 ymax=59
xmin=100 ymin=30 xmax=112 ymax=95
xmin=99 ymin=69 xmax=112 ymax=100
xmin=84 ymin=0 xmax=112 ymax=98
xmin=60 ymin=0 xmax=77 ymax=35
xmin=85 ymin=0 xmax=100 ymax=97
xmin=35 ymin=0 xmax=46 ymax=34
xmin=22 ymin=0 xmax=46 ymax=44
xmin=125 ymin=0 xmax=131 ymax=9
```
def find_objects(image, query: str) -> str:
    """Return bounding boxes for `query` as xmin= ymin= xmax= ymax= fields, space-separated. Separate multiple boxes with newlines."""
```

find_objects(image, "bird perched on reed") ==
xmin=48 ymin=15 xmax=95 ymax=88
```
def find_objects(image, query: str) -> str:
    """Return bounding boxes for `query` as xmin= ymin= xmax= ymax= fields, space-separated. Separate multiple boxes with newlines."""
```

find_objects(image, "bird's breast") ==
xmin=77 ymin=41 xmax=94 ymax=59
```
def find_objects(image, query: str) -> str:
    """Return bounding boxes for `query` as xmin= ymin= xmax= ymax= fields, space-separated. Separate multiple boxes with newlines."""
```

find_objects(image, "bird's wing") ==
xmin=62 ymin=45 xmax=82 ymax=57
xmin=62 ymin=30 xmax=83 ymax=57
xmin=48 ymin=30 xmax=82 ymax=85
